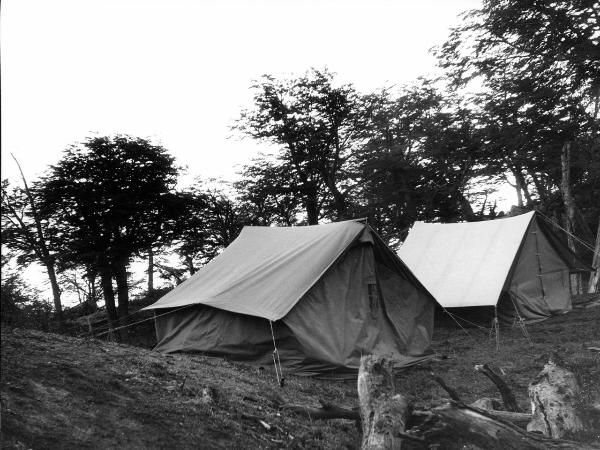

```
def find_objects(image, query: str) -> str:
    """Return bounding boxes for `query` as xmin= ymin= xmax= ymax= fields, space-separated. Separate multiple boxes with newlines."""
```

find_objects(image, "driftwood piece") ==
xmin=475 ymin=363 xmax=523 ymax=412
xmin=431 ymin=373 xmax=532 ymax=428
xmin=405 ymin=402 xmax=598 ymax=449
xmin=358 ymin=355 xmax=410 ymax=449
xmin=527 ymin=359 xmax=585 ymax=439
xmin=470 ymin=397 xmax=502 ymax=410
xmin=430 ymin=372 xmax=462 ymax=402
xmin=280 ymin=400 xmax=359 ymax=420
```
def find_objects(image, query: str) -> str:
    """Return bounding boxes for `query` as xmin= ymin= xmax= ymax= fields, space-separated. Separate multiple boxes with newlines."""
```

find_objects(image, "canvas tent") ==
xmin=145 ymin=220 xmax=437 ymax=376
xmin=398 ymin=211 xmax=589 ymax=324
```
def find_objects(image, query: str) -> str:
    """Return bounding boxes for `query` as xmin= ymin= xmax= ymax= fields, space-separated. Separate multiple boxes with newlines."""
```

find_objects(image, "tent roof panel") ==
xmin=397 ymin=212 xmax=535 ymax=307
xmin=144 ymin=220 xmax=366 ymax=320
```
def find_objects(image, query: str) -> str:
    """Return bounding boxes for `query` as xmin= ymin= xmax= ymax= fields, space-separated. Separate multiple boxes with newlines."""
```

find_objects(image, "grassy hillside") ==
xmin=2 ymin=305 xmax=599 ymax=449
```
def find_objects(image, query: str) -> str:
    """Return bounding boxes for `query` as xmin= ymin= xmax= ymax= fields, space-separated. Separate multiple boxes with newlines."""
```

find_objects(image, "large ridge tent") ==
xmin=145 ymin=220 xmax=437 ymax=376
xmin=398 ymin=211 xmax=589 ymax=324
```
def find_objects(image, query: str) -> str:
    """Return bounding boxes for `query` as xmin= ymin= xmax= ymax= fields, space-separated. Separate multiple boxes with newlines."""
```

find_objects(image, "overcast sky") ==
xmin=1 ymin=0 xmax=485 ymax=185
xmin=6 ymin=0 xmax=522 ymax=303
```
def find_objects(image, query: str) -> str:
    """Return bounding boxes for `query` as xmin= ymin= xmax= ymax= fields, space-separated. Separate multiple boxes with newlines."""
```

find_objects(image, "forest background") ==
xmin=1 ymin=0 xmax=598 ymax=330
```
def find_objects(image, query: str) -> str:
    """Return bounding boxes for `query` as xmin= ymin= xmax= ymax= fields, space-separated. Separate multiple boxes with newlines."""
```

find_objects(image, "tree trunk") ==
xmin=43 ymin=259 xmax=64 ymax=326
xmin=185 ymin=255 xmax=196 ymax=276
xmin=147 ymin=248 xmax=154 ymax=294
xmin=114 ymin=258 xmax=129 ymax=319
xmin=526 ymin=168 xmax=550 ymax=203
xmin=305 ymin=187 xmax=319 ymax=225
xmin=9 ymin=154 xmax=64 ymax=328
xmin=357 ymin=355 xmax=410 ymax=449
xmin=588 ymin=219 xmax=600 ymax=293
xmin=514 ymin=179 xmax=524 ymax=207
xmin=457 ymin=192 xmax=477 ymax=222
xmin=99 ymin=266 xmax=118 ymax=326
xmin=561 ymin=142 xmax=582 ymax=295
xmin=85 ymin=272 xmax=98 ymax=313
xmin=512 ymin=167 xmax=533 ymax=207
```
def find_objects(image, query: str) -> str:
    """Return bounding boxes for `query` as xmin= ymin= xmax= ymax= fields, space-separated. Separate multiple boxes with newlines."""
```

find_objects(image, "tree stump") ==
xmin=527 ymin=358 xmax=585 ymax=439
xmin=357 ymin=355 xmax=410 ymax=449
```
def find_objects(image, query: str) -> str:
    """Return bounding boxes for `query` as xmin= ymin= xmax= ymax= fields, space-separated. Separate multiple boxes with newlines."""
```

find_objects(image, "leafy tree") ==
xmin=38 ymin=135 xmax=183 ymax=326
xmin=351 ymin=83 xmax=485 ymax=244
xmin=0 ymin=255 xmax=52 ymax=330
xmin=172 ymin=182 xmax=244 ymax=275
xmin=1 ymin=160 xmax=64 ymax=325
xmin=235 ymin=68 xmax=359 ymax=224
xmin=235 ymin=157 xmax=302 ymax=226
xmin=438 ymin=0 xmax=599 ymax=263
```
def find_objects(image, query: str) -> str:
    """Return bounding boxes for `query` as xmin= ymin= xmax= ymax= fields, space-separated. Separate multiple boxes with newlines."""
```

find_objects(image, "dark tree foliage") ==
xmin=0 ymin=255 xmax=52 ymax=331
xmin=172 ymin=182 xmax=245 ymax=275
xmin=235 ymin=68 xmax=359 ymax=224
xmin=1 ymin=175 xmax=64 ymax=324
xmin=235 ymin=157 xmax=302 ymax=226
xmin=350 ymin=83 xmax=486 ymax=245
xmin=38 ymin=135 xmax=184 ymax=325
xmin=437 ymin=0 xmax=599 ymax=255
xmin=439 ymin=0 xmax=599 ymax=97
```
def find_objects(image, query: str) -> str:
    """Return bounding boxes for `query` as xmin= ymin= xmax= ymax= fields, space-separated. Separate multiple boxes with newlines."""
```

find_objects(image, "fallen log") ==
xmin=358 ymin=355 xmax=410 ymax=449
xmin=527 ymin=358 xmax=585 ymax=439
xmin=404 ymin=402 xmax=598 ymax=449
xmin=429 ymin=372 xmax=462 ymax=402
xmin=474 ymin=363 xmax=523 ymax=412
xmin=431 ymin=374 xmax=532 ymax=428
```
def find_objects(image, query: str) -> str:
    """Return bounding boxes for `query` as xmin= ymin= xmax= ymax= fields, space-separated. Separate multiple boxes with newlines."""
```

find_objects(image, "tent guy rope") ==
xmin=269 ymin=320 xmax=285 ymax=388
xmin=87 ymin=305 xmax=191 ymax=339
xmin=537 ymin=211 xmax=599 ymax=256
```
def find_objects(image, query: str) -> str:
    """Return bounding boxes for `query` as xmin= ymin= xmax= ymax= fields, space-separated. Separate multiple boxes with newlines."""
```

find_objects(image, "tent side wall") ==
xmin=283 ymin=241 xmax=434 ymax=371
xmin=153 ymin=306 xmax=312 ymax=373
xmin=371 ymin=232 xmax=436 ymax=354
xmin=501 ymin=217 xmax=572 ymax=323
xmin=376 ymin=263 xmax=434 ymax=356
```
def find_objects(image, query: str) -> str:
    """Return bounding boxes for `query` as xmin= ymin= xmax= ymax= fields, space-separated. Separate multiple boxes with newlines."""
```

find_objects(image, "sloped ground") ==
xmin=2 ymin=305 xmax=599 ymax=449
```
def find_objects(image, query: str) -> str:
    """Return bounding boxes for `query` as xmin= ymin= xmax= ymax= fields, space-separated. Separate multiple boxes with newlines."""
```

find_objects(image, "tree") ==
xmin=350 ymin=82 xmax=485 ymax=245
xmin=235 ymin=157 xmax=302 ymax=226
xmin=1 ymin=158 xmax=64 ymax=326
xmin=38 ymin=135 xmax=183 ymax=326
xmin=438 ymin=0 xmax=599 ymax=263
xmin=172 ymin=182 xmax=244 ymax=275
xmin=235 ymin=68 xmax=359 ymax=224
xmin=0 ymin=254 xmax=52 ymax=330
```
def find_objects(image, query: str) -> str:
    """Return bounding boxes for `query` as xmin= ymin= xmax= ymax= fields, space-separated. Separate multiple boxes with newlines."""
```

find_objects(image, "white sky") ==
xmin=3 ymin=0 xmax=522 ymax=305
xmin=1 ymin=0 xmax=489 ymax=184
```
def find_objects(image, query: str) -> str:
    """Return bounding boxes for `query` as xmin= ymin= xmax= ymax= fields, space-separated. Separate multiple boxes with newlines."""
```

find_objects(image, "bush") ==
xmin=1 ymin=272 xmax=53 ymax=331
